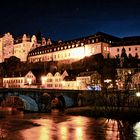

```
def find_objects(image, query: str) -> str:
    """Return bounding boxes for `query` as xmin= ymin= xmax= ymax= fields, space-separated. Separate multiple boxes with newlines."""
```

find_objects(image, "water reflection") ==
xmin=0 ymin=109 xmax=140 ymax=140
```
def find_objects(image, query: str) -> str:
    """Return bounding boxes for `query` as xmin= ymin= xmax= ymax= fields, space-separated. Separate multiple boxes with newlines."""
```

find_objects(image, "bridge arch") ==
xmin=1 ymin=95 xmax=38 ymax=112
xmin=51 ymin=95 xmax=74 ymax=109
xmin=18 ymin=95 xmax=39 ymax=112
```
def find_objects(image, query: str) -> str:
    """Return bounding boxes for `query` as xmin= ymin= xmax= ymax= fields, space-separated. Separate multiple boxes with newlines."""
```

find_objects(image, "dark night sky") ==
xmin=1 ymin=0 xmax=140 ymax=41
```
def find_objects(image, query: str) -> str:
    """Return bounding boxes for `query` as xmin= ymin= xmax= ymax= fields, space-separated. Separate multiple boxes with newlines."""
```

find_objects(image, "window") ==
xmin=129 ymin=48 xmax=131 ymax=51
xmin=117 ymin=48 xmax=119 ymax=52
xmin=135 ymin=47 xmax=137 ymax=51
xmin=92 ymin=39 xmax=94 ymax=43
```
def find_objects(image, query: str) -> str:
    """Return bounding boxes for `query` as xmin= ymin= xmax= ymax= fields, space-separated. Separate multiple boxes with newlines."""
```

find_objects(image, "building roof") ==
xmin=3 ymin=70 xmax=32 ymax=78
xmin=14 ymin=34 xmax=31 ymax=44
xmin=28 ymin=32 xmax=121 ymax=56
xmin=111 ymin=36 xmax=140 ymax=47
xmin=64 ymin=76 xmax=76 ymax=81
xmin=77 ymin=71 xmax=99 ymax=77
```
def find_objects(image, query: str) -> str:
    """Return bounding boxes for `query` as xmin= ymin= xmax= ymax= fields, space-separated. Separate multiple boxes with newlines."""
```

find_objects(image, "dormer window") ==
xmin=76 ymin=44 xmax=78 ymax=47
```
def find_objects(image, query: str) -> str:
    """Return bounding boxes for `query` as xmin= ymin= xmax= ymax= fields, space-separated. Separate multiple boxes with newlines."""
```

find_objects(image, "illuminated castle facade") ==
xmin=27 ymin=32 xmax=140 ymax=63
xmin=0 ymin=33 xmax=40 ymax=62
xmin=0 ymin=32 xmax=140 ymax=63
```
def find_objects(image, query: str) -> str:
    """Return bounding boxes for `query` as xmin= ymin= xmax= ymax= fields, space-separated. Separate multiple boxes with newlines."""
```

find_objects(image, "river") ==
xmin=0 ymin=109 xmax=140 ymax=140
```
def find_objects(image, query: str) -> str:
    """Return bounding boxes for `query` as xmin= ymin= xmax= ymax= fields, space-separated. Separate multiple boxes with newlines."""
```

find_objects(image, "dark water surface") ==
xmin=0 ymin=109 xmax=140 ymax=140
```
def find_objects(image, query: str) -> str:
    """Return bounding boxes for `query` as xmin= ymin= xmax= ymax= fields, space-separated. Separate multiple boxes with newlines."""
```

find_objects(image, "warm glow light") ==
xmin=105 ymin=119 xmax=120 ymax=140
xmin=27 ymin=78 xmax=32 ymax=85
xmin=136 ymin=92 xmax=140 ymax=97
xmin=104 ymin=79 xmax=112 ymax=83
xmin=75 ymin=127 xmax=84 ymax=140
xmin=41 ymin=76 xmax=47 ymax=85
xmin=61 ymin=81 xmax=65 ymax=86
xmin=59 ymin=125 xmax=68 ymax=140
xmin=73 ymin=48 xmax=85 ymax=59
xmin=134 ymin=122 xmax=140 ymax=139
xmin=39 ymin=127 xmax=51 ymax=140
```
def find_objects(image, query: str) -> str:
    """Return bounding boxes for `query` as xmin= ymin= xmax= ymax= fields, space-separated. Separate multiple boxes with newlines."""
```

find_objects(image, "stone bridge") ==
xmin=0 ymin=88 xmax=81 ymax=112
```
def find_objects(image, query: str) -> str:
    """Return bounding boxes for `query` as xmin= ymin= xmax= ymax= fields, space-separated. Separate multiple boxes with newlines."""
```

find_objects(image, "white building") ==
xmin=3 ymin=71 xmax=36 ymax=88
xmin=28 ymin=32 xmax=140 ymax=64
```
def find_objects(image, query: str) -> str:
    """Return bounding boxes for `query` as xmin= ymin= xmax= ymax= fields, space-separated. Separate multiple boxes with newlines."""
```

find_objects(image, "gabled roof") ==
xmin=4 ymin=70 xmax=32 ymax=78
xmin=77 ymin=71 xmax=100 ymax=77
xmin=64 ymin=76 xmax=76 ymax=81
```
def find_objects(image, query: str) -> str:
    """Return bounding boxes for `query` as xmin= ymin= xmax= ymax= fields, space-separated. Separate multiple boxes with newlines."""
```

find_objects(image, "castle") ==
xmin=0 ymin=32 xmax=139 ymax=63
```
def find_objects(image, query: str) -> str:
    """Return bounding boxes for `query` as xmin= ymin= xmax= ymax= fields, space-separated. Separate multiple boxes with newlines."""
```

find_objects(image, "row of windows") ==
xmin=4 ymin=79 xmax=23 ymax=83
xmin=117 ymin=47 xmax=138 ymax=52
xmin=117 ymin=53 xmax=138 ymax=57
xmin=30 ymin=51 xmax=72 ymax=62
xmin=29 ymin=37 xmax=108 ymax=57
xmin=27 ymin=75 xmax=34 ymax=78
xmin=65 ymin=83 xmax=75 ymax=87
xmin=77 ymin=77 xmax=90 ymax=81
xmin=5 ymin=85 xmax=20 ymax=88
xmin=55 ymin=84 xmax=62 ymax=87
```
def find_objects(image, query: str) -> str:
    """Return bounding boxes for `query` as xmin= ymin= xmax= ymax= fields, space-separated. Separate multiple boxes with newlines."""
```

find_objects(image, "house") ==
xmin=3 ymin=70 xmax=36 ymax=88
xmin=76 ymin=71 xmax=101 ymax=90
xmin=41 ymin=70 xmax=69 ymax=89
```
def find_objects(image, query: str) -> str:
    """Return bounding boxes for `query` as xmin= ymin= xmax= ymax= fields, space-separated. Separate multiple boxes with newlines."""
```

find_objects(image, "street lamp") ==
xmin=136 ymin=92 xmax=140 ymax=97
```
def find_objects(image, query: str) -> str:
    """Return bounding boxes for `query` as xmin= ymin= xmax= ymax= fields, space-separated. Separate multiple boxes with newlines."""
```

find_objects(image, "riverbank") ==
xmin=65 ymin=106 xmax=140 ymax=121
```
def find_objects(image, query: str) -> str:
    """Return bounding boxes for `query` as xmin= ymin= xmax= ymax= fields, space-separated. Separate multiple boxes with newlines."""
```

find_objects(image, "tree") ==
xmin=120 ymin=48 xmax=128 ymax=67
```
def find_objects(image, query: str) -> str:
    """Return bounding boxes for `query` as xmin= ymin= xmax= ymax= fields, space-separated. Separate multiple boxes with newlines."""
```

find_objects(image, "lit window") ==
xmin=92 ymin=39 xmax=94 ymax=43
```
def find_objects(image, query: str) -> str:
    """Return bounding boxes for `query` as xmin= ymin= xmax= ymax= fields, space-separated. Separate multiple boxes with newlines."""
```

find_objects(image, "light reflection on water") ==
xmin=1 ymin=109 xmax=140 ymax=140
